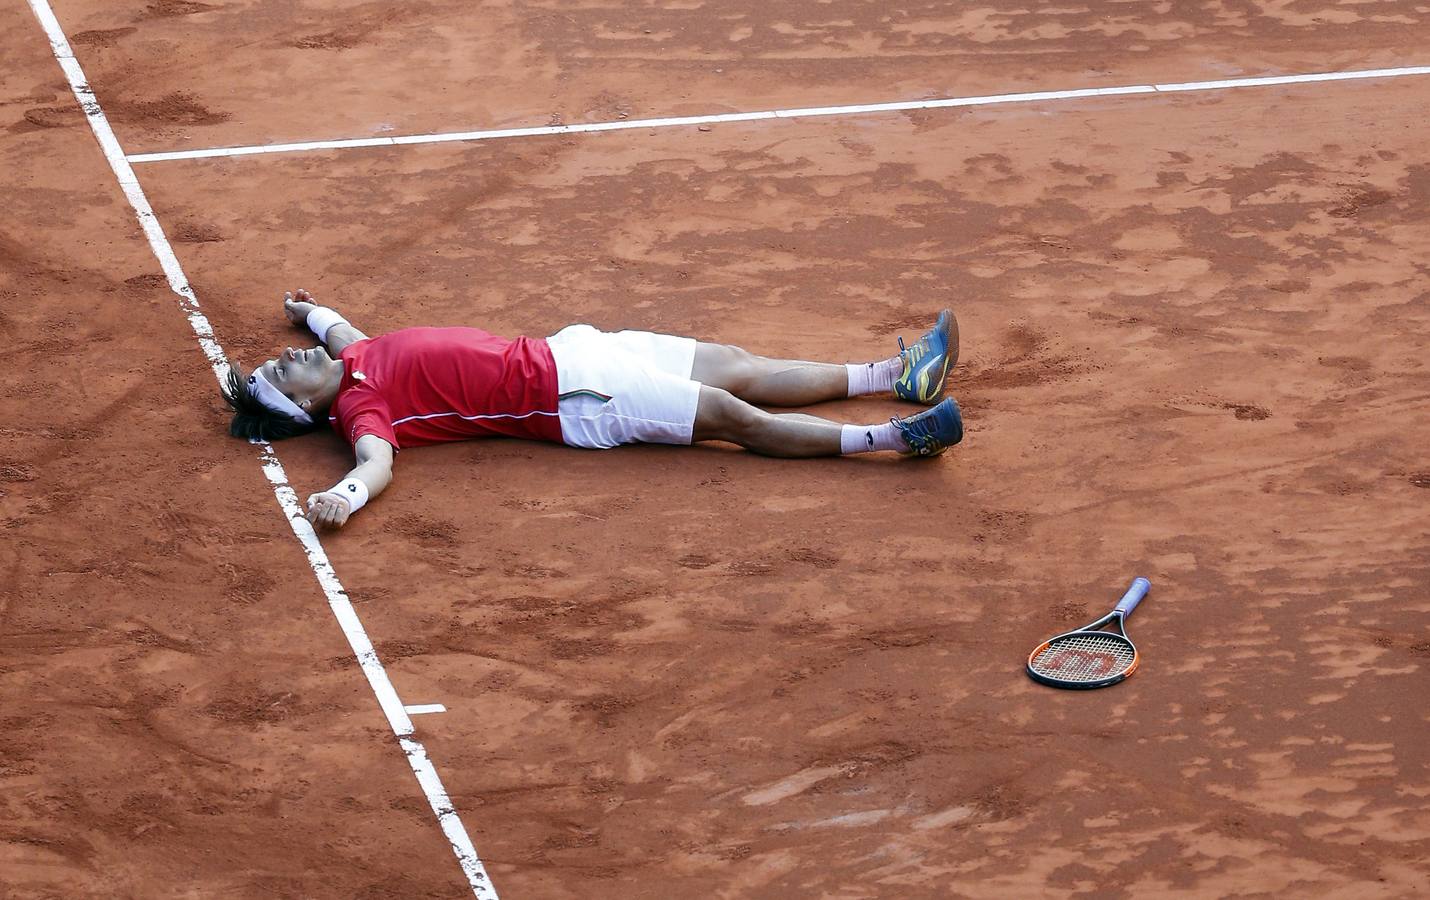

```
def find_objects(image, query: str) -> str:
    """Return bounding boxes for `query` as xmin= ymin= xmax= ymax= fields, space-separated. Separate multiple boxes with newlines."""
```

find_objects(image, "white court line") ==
xmin=125 ymin=64 xmax=1430 ymax=164
xmin=24 ymin=2 xmax=496 ymax=897
xmin=406 ymin=704 xmax=448 ymax=715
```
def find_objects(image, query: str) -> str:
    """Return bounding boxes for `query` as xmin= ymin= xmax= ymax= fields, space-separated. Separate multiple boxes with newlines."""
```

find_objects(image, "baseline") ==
xmin=125 ymin=64 xmax=1430 ymax=164
xmin=23 ymin=2 xmax=497 ymax=897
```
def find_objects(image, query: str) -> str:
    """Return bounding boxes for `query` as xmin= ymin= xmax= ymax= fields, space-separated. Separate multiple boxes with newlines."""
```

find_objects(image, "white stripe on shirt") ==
xmin=389 ymin=409 xmax=559 ymax=427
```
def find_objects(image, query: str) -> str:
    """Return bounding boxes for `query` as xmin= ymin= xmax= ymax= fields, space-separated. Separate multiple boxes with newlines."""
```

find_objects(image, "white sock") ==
xmin=840 ymin=422 xmax=906 ymax=454
xmin=846 ymin=356 xmax=902 ymax=396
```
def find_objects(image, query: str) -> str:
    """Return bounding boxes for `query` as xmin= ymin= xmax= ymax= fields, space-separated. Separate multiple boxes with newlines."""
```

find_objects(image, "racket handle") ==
xmin=1114 ymin=577 xmax=1151 ymax=617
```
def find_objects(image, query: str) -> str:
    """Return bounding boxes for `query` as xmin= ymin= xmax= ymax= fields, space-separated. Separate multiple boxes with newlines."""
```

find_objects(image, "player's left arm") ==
xmin=305 ymin=434 xmax=394 ymax=530
xmin=282 ymin=288 xmax=370 ymax=355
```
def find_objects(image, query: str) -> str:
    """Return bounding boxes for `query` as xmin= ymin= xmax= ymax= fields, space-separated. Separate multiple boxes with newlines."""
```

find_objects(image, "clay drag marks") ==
xmin=4 ymin=0 xmax=1430 ymax=896
xmin=28 ymin=0 xmax=1430 ymax=151
xmin=118 ymin=73 xmax=1430 ymax=896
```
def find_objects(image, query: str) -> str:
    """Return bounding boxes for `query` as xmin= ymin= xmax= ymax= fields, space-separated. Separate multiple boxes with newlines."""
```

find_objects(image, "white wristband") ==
xmin=326 ymin=477 xmax=369 ymax=513
xmin=306 ymin=306 xmax=349 ymax=343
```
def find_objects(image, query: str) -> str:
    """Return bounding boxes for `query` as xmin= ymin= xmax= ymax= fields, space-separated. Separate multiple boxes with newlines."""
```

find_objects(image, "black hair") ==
xmin=220 ymin=365 xmax=321 ymax=442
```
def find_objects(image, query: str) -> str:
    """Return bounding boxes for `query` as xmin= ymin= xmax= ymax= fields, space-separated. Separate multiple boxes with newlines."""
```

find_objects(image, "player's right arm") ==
xmin=305 ymin=434 xmax=394 ymax=530
xmin=282 ymin=288 xmax=370 ymax=355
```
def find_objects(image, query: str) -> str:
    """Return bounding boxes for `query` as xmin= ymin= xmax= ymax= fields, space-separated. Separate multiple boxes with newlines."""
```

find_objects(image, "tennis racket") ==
xmin=1026 ymin=578 xmax=1150 ymax=690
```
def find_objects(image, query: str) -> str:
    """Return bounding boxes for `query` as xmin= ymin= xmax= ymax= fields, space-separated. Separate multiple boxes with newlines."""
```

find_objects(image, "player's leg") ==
xmin=690 ymin=309 xmax=959 ymax=407
xmin=692 ymin=385 xmax=964 ymax=458
xmin=692 ymin=385 xmax=841 ymax=456
xmin=690 ymin=343 xmax=849 ymax=407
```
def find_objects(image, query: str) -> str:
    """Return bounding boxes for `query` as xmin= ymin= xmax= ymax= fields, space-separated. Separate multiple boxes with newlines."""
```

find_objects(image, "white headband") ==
xmin=247 ymin=367 xmax=313 ymax=425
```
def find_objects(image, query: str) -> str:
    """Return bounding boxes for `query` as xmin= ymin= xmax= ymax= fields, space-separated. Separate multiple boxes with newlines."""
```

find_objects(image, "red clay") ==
xmin=3 ymin=1 xmax=1428 ymax=898
xmin=40 ymin=0 xmax=1430 ymax=152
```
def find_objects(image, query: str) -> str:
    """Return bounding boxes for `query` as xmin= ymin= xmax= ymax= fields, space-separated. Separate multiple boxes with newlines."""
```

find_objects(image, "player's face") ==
xmin=260 ymin=345 xmax=334 ymax=409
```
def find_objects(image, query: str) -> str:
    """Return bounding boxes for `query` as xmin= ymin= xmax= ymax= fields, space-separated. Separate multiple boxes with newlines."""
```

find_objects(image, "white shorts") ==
xmin=546 ymin=324 xmax=702 ymax=449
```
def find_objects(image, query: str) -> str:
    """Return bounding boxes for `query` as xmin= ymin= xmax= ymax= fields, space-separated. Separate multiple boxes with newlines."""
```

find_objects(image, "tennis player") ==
xmin=222 ymin=290 xmax=963 ymax=529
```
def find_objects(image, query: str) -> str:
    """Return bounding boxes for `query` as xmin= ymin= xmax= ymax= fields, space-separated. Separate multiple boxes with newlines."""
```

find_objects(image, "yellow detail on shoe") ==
xmin=915 ymin=355 xmax=950 ymax=403
xmin=896 ymin=347 xmax=922 ymax=391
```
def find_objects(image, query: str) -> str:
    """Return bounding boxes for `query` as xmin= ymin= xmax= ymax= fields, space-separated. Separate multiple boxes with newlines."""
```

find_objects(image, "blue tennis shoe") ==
xmin=892 ymin=397 xmax=964 ymax=457
xmin=893 ymin=309 xmax=959 ymax=405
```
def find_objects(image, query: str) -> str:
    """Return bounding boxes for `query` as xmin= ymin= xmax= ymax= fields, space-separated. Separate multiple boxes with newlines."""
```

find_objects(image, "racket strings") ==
xmin=1030 ymin=633 xmax=1136 ymax=683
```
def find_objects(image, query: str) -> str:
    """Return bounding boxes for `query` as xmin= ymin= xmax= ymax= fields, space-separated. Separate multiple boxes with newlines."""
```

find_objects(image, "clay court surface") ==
xmin=4 ymin=1 xmax=1430 ymax=897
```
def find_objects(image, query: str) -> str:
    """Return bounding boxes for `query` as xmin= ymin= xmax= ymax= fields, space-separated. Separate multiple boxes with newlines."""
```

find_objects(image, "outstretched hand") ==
xmin=283 ymin=288 xmax=318 ymax=326
xmin=305 ymin=491 xmax=352 ymax=530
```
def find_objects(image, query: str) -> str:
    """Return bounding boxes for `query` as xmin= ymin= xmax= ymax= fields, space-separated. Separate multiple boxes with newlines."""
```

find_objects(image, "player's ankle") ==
xmin=845 ymin=356 xmax=900 ymax=397
xmin=840 ymin=422 xmax=904 ymax=454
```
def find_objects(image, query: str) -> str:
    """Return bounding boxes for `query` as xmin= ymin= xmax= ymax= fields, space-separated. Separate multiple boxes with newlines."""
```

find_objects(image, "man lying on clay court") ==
xmin=221 ymin=289 xmax=962 ymax=530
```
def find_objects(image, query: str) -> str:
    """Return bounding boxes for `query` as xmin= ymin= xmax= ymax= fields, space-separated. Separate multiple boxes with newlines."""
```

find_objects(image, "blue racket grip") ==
xmin=1114 ymin=577 xmax=1151 ymax=617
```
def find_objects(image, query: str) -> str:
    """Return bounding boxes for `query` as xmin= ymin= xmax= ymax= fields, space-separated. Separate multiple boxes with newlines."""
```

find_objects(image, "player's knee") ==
xmin=721 ymin=345 xmax=760 ymax=393
xmin=694 ymin=343 xmax=759 ymax=394
xmin=694 ymin=386 xmax=763 ymax=442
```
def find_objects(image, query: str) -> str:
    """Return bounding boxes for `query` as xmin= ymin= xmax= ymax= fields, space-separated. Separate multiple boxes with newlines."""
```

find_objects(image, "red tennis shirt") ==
xmin=328 ymin=327 xmax=562 ymax=450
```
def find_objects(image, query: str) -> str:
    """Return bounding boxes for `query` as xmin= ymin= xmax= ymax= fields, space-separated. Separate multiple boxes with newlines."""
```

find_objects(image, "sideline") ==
xmin=23 ymin=2 xmax=497 ymax=897
xmin=125 ymin=64 xmax=1430 ymax=164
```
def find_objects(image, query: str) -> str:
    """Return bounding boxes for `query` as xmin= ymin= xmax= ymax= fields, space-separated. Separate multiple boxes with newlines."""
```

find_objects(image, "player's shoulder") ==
xmin=366 ymin=325 xmax=460 ymax=344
